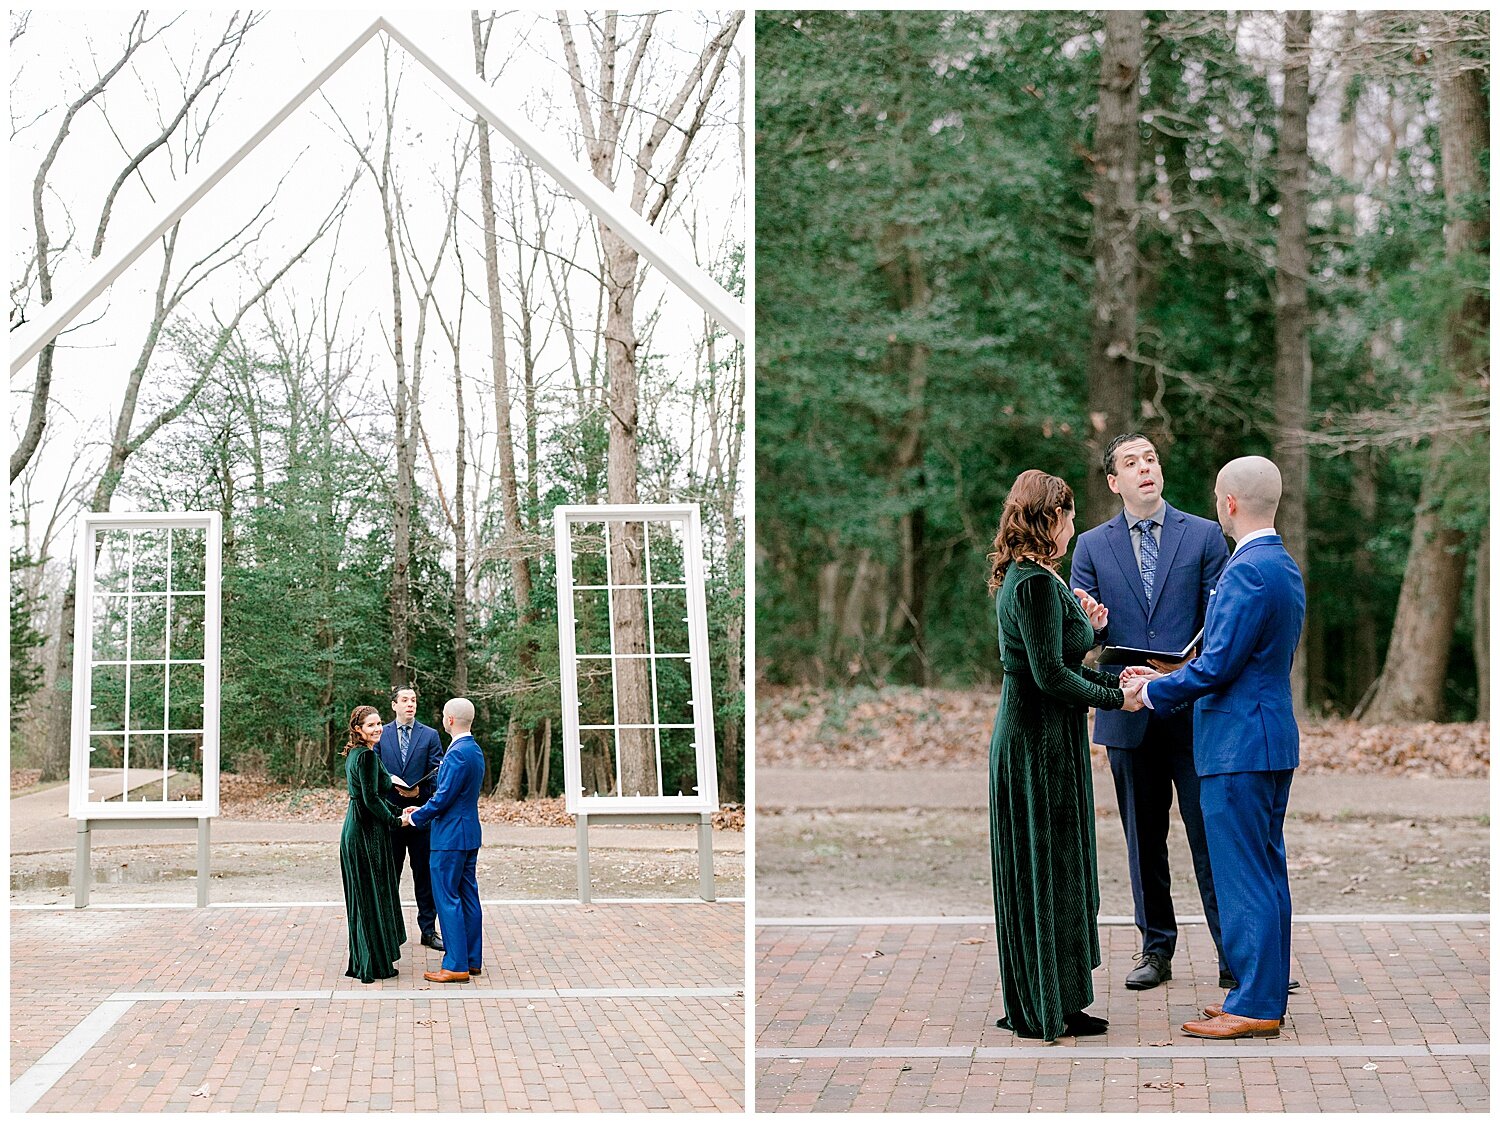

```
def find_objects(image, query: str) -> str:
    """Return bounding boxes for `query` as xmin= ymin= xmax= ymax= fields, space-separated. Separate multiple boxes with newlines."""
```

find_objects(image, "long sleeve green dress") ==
xmin=341 ymin=745 xmax=407 ymax=983
xmin=989 ymin=560 xmax=1125 ymax=1040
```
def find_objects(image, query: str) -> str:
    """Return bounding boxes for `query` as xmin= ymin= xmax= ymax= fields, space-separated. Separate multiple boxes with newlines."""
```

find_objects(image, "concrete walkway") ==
xmin=757 ymin=768 xmax=1487 ymax=818
xmin=12 ymin=772 xmax=744 ymax=856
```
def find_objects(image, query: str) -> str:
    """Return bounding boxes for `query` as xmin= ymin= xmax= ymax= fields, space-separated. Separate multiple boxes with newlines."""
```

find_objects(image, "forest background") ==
xmin=756 ymin=9 xmax=1488 ymax=728
xmin=10 ymin=10 xmax=748 ymax=804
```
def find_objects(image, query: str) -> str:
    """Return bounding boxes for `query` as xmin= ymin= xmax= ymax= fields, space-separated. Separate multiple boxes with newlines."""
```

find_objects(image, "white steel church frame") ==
xmin=9 ymin=15 xmax=744 ymax=378
xmin=555 ymin=504 xmax=720 ymax=816
xmin=70 ymin=512 xmax=223 ymax=820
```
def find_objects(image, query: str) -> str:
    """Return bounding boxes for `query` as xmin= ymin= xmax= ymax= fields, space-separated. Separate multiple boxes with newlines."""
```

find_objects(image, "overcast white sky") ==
xmin=10 ymin=9 xmax=747 ymax=559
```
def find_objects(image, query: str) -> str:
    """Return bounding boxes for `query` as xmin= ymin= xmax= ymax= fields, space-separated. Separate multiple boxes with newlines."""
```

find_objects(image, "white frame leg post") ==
xmin=197 ymin=818 xmax=211 ymax=908
xmin=74 ymin=820 xmax=91 ymax=909
xmin=698 ymin=814 xmax=715 ymax=902
xmin=577 ymin=814 xmax=591 ymax=904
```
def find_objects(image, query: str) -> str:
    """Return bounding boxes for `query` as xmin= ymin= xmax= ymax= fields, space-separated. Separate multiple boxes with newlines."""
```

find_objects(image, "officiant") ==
xmin=1068 ymin=434 xmax=1230 ymax=992
xmin=379 ymin=684 xmax=446 ymax=952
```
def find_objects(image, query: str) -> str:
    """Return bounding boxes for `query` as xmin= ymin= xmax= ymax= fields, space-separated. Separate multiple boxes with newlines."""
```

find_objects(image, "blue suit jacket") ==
xmin=1147 ymin=535 xmax=1306 ymax=777
xmin=409 ymin=733 xmax=484 ymax=850
xmin=376 ymin=720 xmax=443 ymax=812
xmin=1069 ymin=500 xmax=1228 ymax=747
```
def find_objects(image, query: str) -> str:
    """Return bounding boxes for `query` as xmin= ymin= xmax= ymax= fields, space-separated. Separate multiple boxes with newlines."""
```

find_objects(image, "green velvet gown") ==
xmin=341 ymin=746 xmax=407 ymax=983
xmin=989 ymin=560 xmax=1124 ymax=1040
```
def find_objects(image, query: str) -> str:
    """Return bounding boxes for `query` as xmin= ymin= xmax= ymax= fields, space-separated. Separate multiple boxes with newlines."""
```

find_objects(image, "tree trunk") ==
xmin=1274 ymin=9 xmax=1312 ymax=718
xmin=1475 ymin=530 xmax=1489 ymax=717
xmin=1364 ymin=39 xmax=1487 ymax=722
xmin=473 ymin=13 xmax=537 ymax=800
xmin=1350 ymin=446 xmax=1380 ymax=706
xmin=379 ymin=71 xmax=414 ymax=690
xmin=1085 ymin=10 xmax=1142 ymax=528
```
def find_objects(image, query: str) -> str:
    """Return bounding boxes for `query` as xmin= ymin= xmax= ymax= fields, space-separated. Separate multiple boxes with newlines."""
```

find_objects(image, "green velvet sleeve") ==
xmin=354 ymin=750 xmax=400 ymax=826
xmin=1079 ymin=663 xmax=1120 ymax=689
xmin=1013 ymin=574 xmax=1125 ymax=710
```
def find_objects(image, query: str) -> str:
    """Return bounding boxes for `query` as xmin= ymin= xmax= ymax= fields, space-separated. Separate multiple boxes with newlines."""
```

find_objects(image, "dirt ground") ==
xmin=11 ymin=839 xmax=745 ymax=907
xmin=754 ymin=805 xmax=1488 ymax=918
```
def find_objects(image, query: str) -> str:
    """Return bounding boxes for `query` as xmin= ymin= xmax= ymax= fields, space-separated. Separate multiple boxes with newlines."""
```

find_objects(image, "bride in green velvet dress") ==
xmin=986 ymin=470 xmax=1142 ymax=1041
xmin=341 ymin=705 xmax=407 ymax=983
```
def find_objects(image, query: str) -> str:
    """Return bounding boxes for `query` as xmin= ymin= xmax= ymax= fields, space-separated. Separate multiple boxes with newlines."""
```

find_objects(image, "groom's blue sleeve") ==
xmin=411 ymin=754 xmax=460 ymax=828
xmin=1149 ymin=560 xmax=1269 ymax=713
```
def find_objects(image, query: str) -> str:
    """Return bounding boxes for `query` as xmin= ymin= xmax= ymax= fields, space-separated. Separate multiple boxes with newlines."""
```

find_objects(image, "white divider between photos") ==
xmin=554 ymin=503 xmax=720 ymax=902
xmin=69 ymin=511 xmax=223 ymax=907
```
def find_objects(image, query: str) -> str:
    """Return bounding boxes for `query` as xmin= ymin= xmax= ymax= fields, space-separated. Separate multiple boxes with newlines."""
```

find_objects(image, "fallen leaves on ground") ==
xmin=153 ymin=780 xmax=749 ymax=831
xmin=757 ymin=685 xmax=1487 ymax=776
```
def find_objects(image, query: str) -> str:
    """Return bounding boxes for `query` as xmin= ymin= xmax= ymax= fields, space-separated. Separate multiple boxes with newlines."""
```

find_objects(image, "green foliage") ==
xmin=756 ymin=10 xmax=1487 ymax=717
xmin=10 ymin=546 xmax=48 ymax=711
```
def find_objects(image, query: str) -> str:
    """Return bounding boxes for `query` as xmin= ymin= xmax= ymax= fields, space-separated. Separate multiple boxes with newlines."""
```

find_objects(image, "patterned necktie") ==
xmin=1137 ymin=519 xmax=1158 ymax=605
xmin=399 ymin=723 xmax=411 ymax=768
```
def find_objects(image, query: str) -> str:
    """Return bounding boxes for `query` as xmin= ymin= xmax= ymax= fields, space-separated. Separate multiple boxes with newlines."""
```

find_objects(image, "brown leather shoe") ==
xmin=423 ymin=969 xmax=470 ymax=983
xmin=1202 ymin=1003 xmax=1284 ymax=1024
xmin=1182 ymin=1012 xmax=1280 ymax=1039
xmin=468 ymin=967 xmax=482 ymax=976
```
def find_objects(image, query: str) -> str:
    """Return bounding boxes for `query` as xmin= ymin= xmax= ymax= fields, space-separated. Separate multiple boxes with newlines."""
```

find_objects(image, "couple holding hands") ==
xmin=340 ymin=689 xmax=487 ymax=985
xmin=987 ymin=434 xmax=1305 ymax=1044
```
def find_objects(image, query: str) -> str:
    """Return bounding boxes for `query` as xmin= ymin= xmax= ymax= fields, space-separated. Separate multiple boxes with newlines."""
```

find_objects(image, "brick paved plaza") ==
xmin=756 ymin=915 xmax=1488 ymax=1112
xmin=12 ymin=900 xmax=744 ymax=1112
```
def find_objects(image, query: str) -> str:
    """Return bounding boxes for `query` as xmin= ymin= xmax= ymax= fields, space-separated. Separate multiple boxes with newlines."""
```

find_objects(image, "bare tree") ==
xmin=472 ymin=11 xmax=542 ymax=799
xmin=558 ymin=10 xmax=744 ymax=795
xmin=41 ymin=175 xmax=355 ymax=780
xmin=11 ymin=14 xmax=263 ymax=483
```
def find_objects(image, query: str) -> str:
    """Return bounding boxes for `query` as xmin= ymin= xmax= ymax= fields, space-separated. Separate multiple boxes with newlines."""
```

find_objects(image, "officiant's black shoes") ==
xmin=421 ymin=932 xmax=445 ymax=951
xmin=1125 ymin=952 xmax=1171 ymax=990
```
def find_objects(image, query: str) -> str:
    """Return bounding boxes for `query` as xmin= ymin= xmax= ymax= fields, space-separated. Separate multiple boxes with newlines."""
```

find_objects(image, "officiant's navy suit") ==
xmin=378 ymin=718 xmax=443 ymax=940
xmin=1070 ymin=500 xmax=1230 ymax=976
xmin=410 ymin=733 xmax=484 ymax=975
xmin=1146 ymin=533 xmax=1305 ymax=1020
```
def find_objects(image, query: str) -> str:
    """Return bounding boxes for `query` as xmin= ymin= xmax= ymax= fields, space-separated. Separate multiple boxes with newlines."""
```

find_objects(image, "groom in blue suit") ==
xmin=404 ymin=698 xmax=485 ymax=983
xmin=1129 ymin=456 xmax=1306 ymax=1040
xmin=1070 ymin=434 xmax=1230 ymax=991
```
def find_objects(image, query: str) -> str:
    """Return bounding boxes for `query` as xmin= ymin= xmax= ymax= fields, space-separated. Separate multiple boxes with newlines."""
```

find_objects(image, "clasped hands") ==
xmin=1118 ymin=665 xmax=1162 ymax=711
xmin=399 ymin=806 xmax=416 ymax=827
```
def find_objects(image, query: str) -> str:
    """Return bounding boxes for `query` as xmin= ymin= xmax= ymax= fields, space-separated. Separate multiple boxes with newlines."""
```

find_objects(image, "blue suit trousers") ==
xmin=430 ymin=848 xmax=482 ymax=974
xmin=1201 ymin=770 xmax=1294 ymax=1020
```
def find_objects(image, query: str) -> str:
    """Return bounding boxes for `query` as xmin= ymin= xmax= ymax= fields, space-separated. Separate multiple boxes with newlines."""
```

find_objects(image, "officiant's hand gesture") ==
xmin=1072 ymin=587 xmax=1108 ymax=630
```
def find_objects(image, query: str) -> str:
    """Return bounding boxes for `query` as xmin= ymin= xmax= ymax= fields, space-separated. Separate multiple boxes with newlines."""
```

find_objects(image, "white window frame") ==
xmin=69 ymin=512 xmax=223 ymax=820
xmin=554 ymin=503 xmax=720 ymax=815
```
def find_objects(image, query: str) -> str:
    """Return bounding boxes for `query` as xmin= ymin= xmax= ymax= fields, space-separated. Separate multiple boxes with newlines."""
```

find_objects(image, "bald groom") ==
xmin=1125 ymin=457 xmax=1306 ymax=1040
xmin=403 ymin=698 xmax=485 ymax=983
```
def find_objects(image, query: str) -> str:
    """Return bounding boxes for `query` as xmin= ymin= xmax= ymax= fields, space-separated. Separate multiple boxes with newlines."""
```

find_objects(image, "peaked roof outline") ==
xmin=11 ymin=14 xmax=746 ymax=376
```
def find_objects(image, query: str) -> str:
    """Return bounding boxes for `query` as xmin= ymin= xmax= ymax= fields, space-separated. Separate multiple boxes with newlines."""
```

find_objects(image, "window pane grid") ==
xmin=602 ymin=521 xmax=623 ymax=795
xmin=87 ymin=525 xmax=209 ymax=806
xmin=557 ymin=508 xmax=714 ymax=811
xmin=643 ymin=522 xmax=665 ymax=795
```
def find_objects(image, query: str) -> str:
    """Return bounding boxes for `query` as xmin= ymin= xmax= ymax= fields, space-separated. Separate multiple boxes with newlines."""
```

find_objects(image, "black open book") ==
xmin=389 ymin=764 xmax=439 ymax=790
xmin=1097 ymin=627 xmax=1203 ymax=668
